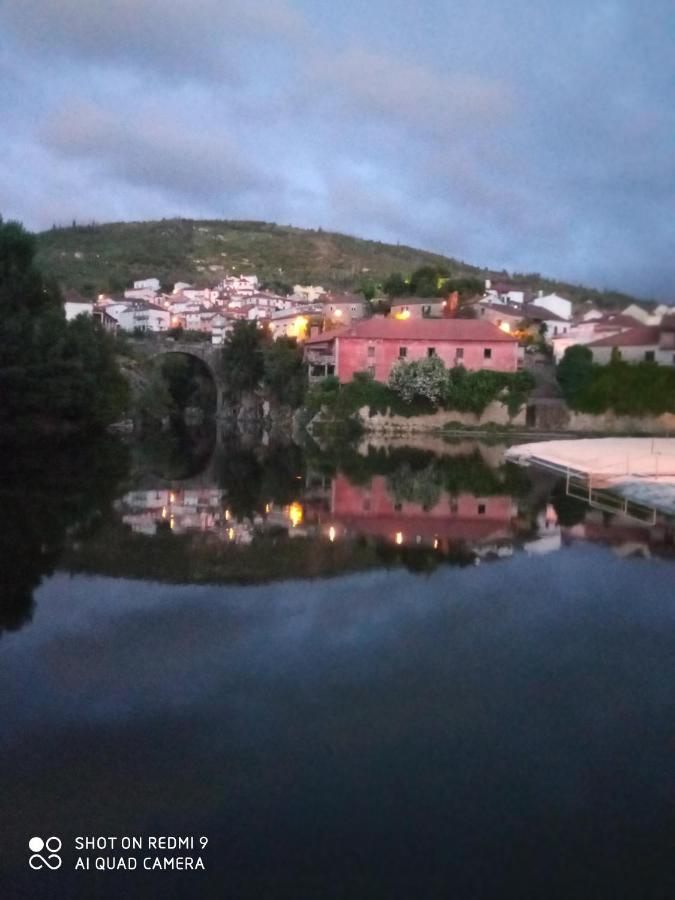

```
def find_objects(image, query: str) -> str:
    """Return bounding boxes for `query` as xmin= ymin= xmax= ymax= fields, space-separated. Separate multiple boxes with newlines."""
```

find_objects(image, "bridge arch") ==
xmin=132 ymin=340 xmax=227 ymax=417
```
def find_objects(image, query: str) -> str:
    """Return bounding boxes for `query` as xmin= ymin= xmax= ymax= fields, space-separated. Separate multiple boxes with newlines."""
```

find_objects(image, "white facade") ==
xmin=113 ymin=303 xmax=171 ymax=333
xmin=293 ymin=284 xmax=325 ymax=303
xmin=534 ymin=293 xmax=572 ymax=321
xmin=64 ymin=300 xmax=93 ymax=321
xmin=134 ymin=278 xmax=161 ymax=291
xmin=124 ymin=288 xmax=158 ymax=301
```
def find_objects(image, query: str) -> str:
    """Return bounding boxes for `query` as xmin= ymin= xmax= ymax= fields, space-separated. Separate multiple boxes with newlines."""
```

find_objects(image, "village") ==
xmin=61 ymin=274 xmax=675 ymax=387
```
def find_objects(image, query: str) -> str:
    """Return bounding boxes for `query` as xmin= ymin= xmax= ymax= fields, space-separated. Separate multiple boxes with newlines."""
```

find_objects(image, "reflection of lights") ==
xmin=228 ymin=527 xmax=235 ymax=540
xmin=394 ymin=310 xmax=410 ymax=320
xmin=395 ymin=531 xmax=403 ymax=545
xmin=288 ymin=502 xmax=303 ymax=527
xmin=169 ymin=515 xmax=175 ymax=530
xmin=265 ymin=503 xmax=271 ymax=514
xmin=169 ymin=492 xmax=176 ymax=503
xmin=224 ymin=508 xmax=231 ymax=521
xmin=328 ymin=526 xmax=336 ymax=542
xmin=433 ymin=538 xmax=439 ymax=550
xmin=161 ymin=506 xmax=167 ymax=519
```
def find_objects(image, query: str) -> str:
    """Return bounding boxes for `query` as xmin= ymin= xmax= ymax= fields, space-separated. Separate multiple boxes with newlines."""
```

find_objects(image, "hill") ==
xmin=35 ymin=218 xmax=649 ymax=309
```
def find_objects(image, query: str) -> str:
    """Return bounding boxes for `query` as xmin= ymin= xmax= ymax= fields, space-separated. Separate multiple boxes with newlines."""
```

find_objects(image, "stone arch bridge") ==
xmin=130 ymin=338 xmax=228 ymax=416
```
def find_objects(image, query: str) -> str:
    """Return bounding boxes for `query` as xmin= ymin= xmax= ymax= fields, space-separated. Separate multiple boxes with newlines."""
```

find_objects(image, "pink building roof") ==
xmin=308 ymin=317 xmax=516 ymax=343
xmin=586 ymin=326 xmax=661 ymax=347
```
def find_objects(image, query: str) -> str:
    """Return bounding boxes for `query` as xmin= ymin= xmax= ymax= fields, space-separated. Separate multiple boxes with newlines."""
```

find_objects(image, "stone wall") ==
xmin=358 ymin=401 xmax=526 ymax=433
xmin=566 ymin=410 xmax=675 ymax=434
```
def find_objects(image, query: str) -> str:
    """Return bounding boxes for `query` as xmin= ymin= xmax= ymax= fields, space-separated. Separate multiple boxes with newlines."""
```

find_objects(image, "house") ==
xmin=389 ymin=297 xmax=447 ymax=319
xmin=585 ymin=316 xmax=675 ymax=365
xmin=64 ymin=300 xmax=93 ymax=321
xmin=530 ymin=292 xmax=572 ymax=321
xmin=269 ymin=306 xmax=322 ymax=340
xmin=92 ymin=307 xmax=119 ymax=333
xmin=293 ymin=284 xmax=325 ymax=303
xmin=304 ymin=317 xmax=519 ymax=383
xmin=476 ymin=300 xmax=524 ymax=333
xmin=108 ymin=300 xmax=171 ymax=333
xmin=321 ymin=292 xmax=367 ymax=326
xmin=134 ymin=277 xmax=161 ymax=291
xmin=484 ymin=281 xmax=528 ymax=306
xmin=522 ymin=303 xmax=572 ymax=337
xmin=210 ymin=313 xmax=232 ymax=346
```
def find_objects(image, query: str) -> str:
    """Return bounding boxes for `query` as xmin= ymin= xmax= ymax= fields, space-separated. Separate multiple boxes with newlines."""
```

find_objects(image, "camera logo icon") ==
xmin=29 ymin=836 xmax=62 ymax=870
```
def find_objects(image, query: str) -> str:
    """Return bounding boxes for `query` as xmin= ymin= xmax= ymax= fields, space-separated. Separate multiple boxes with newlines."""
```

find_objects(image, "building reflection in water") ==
xmin=115 ymin=442 xmax=674 ymax=565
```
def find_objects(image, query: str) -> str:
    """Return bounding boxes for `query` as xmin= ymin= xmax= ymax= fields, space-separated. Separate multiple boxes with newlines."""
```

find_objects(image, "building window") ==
xmin=484 ymin=348 xmax=492 ymax=359
xmin=367 ymin=365 xmax=376 ymax=376
xmin=478 ymin=503 xmax=486 ymax=515
xmin=367 ymin=345 xmax=375 ymax=358
xmin=645 ymin=350 xmax=655 ymax=362
xmin=427 ymin=347 xmax=436 ymax=358
xmin=399 ymin=346 xmax=408 ymax=358
xmin=394 ymin=502 xmax=402 ymax=512
xmin=455 ymin=347 xmax=464 ymax=360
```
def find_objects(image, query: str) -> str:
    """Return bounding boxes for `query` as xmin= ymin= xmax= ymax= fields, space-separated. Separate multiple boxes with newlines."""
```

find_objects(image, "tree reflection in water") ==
xmin=0 ymin=437 xmax=129 ymax=635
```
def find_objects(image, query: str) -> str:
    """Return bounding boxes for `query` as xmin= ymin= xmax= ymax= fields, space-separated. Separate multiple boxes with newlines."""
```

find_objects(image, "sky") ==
xmin=1 ymin=0 xmax=674 ymax=299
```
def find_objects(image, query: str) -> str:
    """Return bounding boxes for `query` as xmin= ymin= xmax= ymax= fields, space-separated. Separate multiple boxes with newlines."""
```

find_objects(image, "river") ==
xmin=1 ymin=430 xmax=674 ymax=898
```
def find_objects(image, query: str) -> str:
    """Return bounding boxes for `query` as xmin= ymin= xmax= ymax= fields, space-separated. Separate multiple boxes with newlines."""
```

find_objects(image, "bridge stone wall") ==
xmin=129 ymin=339 xmax=227 ymax=416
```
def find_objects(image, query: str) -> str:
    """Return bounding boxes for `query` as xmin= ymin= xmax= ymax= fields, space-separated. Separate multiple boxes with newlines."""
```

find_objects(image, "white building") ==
xmin=109 ymin=301 xmax=171 ymax=333
xmin=532 ymin=292 xmax=572 ymax=321
xmin=64 ymin=300 xmax=93 ymax=321
xmin=134 ymin=278 xmax=161 ymax=291
xmin=293 ymin=284 xmax=325 ymax=303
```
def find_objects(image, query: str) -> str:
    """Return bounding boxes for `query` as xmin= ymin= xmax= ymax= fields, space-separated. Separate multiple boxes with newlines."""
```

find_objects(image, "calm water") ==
xmin=1 ymin=431 xmax=674 ymax=899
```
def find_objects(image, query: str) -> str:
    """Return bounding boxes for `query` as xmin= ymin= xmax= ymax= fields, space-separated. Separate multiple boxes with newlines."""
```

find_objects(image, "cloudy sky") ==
xmin=1 ymin=0 xmax=674 ymax=298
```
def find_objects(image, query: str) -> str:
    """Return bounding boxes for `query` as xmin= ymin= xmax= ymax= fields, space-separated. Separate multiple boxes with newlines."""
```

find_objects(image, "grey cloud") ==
xmin=40 ymin=99 xmax=275 ymax=201
xmin=2 ymin=0 xmax=306 ymax=81
xmin=308 ymin=48 xmax=512 ymax=136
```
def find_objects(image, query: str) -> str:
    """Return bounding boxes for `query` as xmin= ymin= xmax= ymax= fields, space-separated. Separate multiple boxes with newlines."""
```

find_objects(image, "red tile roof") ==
xmin=334 ymin=316 xmax=516 ymax=342
xmin=586 ymin=326 xmax=661 ymax=348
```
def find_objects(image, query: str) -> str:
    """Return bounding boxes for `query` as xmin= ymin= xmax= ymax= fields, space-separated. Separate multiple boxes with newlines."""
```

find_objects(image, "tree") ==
xmin=557 ymin=345 xmax=594 ymax=406
xmin=388 ymin=356 xmax=447 ymax=404
xmin=383 ymin=272 xmax=408 ymax=297
xmin=262 ymin=337 xmax=307 ymax=407
xmin=0 ymin=218 xmax=128 ymax=431
xmin=221 ymin=321 xmax=265 ymax=396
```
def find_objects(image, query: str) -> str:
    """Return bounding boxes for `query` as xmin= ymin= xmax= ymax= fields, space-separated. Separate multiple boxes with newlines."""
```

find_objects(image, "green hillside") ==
xmin=35 ymin=218 xmax=647 ymax=309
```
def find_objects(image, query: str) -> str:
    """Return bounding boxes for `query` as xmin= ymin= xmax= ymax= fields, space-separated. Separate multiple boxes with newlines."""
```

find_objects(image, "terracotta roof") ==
xmin=334 ymin=317 xmax=517 ymax=342
xmin=304 ymin=326 xmax=349 ymax=345
xmin=523 ymin=303 xmax=567 ymax=322
xmin=390 ymin=296 xmax=443 ymax=306
xmin=586 ymin=326 xmax=661 ymax=348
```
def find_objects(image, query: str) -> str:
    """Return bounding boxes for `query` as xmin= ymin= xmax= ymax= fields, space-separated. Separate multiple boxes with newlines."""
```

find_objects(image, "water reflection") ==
xmin=102 ymin=433 xmax=675 ymax=583
xmin=0 ymin=437 xmax=129 ymax=636
xmin=2 ymin=431 xmax=673 ymax=638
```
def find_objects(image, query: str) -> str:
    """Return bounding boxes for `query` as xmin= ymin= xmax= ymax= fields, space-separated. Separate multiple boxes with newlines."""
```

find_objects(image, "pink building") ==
xmin=305 ymin=317 xmax=518 ymax=382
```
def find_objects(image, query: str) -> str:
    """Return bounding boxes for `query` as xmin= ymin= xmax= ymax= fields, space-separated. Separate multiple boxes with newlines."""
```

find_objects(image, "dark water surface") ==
xmin=1 ymin=433 xmax=674 ymax=899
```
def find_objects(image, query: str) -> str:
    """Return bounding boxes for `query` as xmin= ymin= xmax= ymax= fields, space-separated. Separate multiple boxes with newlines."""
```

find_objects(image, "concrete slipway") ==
xmin=506 ymin=438 xmax=675 ymax=517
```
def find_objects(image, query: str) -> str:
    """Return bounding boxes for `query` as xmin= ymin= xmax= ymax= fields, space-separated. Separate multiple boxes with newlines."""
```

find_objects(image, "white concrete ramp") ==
xmin=506 ymin=438 xmax=675 ymax=483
